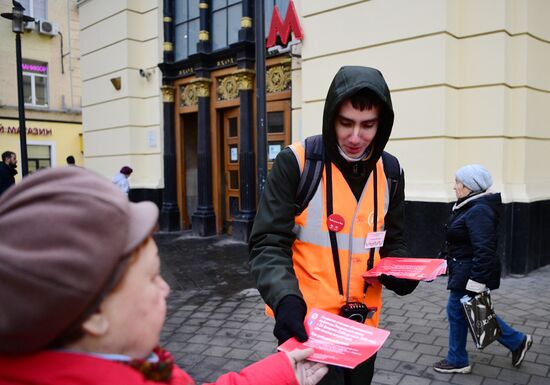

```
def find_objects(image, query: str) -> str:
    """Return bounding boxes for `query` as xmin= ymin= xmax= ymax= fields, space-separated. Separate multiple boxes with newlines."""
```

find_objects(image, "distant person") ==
xmin=66 ymin=155 xmax=76 ymax=165
xmin=0 ymin=167 xmax=328 ymax=385
xmin=434 ymin=164 xmax=532 ymax=374
xmin=0 ymin=151 xmax=18 ymax=196
xmin=112 ymin=166 xmax=133 ymax=195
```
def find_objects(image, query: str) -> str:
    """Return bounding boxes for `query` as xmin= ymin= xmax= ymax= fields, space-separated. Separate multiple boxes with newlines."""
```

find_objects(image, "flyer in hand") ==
xmin=361 ymin=257 xmax=447 ymax=281
xmin=277 ymin=308 xmax=390 ymax=369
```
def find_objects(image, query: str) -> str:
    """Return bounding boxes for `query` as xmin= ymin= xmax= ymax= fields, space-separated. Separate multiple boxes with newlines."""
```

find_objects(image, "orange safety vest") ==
xmin=269 ymin=141 xmax=391 ymax=327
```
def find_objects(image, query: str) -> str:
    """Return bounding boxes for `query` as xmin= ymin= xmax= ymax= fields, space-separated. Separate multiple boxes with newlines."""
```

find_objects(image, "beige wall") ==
xmin=0 ymin=0 xmax=82 ymax=171
xmin=292 ymin=0 xmax=550 ymax=204
xmin=78 ymin=0 xmax=163 ymax=188
xmin=0 ymin=0 xmax=81 ymax=113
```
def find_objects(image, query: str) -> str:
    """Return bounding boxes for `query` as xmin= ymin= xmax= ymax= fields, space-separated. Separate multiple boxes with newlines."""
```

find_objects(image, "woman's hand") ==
xmin=286 ymin=348 xmax=328 ymax=385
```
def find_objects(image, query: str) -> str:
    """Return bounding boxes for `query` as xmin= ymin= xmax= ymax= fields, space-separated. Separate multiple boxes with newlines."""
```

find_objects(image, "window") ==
xmin=28 ymin=144 xmax=51 ymax=173
xmin=175 ymin=0 xmax=200 ymax=61
xmin=18 ymin=0 xmax=47 ymax=20
xmin=23 ymin=60 xmax=48 ymax=107
xmin=212 ymin=0 xmax=242 ymax=51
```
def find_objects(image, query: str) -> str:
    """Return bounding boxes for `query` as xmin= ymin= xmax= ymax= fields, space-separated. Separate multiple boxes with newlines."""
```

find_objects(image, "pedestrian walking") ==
xmin=434 ymin=164 xmax=533 ymax=374
xmin=112 ymin=165 xmax=133 ymax=195
xmin=0 ymin=167 xmax=328 ymax=385
xmin=249 ymin=66 xmax=419 ymax=385
xmin=0 ymin=151 xmax=18 ymax=196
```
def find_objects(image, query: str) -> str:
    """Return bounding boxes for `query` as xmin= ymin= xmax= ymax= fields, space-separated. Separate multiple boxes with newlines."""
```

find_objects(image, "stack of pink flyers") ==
xmin=278 ymin=308 xmax=390 ymax=369
xmin=362 ymin=257 xmax=447 ymax=282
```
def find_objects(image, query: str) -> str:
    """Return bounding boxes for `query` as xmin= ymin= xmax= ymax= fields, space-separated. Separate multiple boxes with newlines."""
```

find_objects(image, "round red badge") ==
xmin=327 ymin=213 xmax=345 ymax=232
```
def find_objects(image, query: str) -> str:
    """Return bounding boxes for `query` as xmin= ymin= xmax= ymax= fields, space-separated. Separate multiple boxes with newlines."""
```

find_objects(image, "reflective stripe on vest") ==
xmin=288 ymin=140 xmax=390 ymax=327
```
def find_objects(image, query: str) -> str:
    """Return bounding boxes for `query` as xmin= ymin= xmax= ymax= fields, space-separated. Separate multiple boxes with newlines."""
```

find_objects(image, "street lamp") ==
xmin=2 ymin=1 xmax=35 ymax=176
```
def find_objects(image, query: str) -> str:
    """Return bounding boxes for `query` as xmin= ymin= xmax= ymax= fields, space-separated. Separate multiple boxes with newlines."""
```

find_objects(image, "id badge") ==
xmin=365 ymin=231 xmax=386 ymax=249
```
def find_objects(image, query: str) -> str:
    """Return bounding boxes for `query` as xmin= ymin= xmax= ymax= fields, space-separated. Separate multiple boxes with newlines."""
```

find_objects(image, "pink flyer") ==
xmin=362 ymin=257 xmax=447 ymax=281
xmin=277 ymin=308 xmax=390 ymax=369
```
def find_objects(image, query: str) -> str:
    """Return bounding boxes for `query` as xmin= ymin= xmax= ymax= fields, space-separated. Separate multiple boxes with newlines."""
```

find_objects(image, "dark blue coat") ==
xmin=445 ymin=192 xmax=502 ymax=291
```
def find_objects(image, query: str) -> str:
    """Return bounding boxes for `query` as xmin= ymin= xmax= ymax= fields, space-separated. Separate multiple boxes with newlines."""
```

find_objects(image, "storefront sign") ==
xmin=266 ymin=0 xmax=303 ymax=48
xmin=22 ymin=63 xmax=48 ymax=73
xmin=178 ymin=66 xmax=194 ymax=76
xmin=0 ymin=124 xmax=52 ymax=136
xmin=216 ymin=57 xmax=235 ymax=68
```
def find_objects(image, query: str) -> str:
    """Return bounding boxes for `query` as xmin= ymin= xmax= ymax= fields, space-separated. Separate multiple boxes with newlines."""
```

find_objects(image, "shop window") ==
xmin=27 ymin=144 xmax=51 ymax=173
xmin=267 ymin=111 xmax=284 ymax=133
xmin=175 ymin=0 xmax=200 ymax=60
xmin=212 ymin=0 xmax=242 ymax=51
xmin=23 ymin=60 xmax=48 ymax=107
xmin=19 ymin=0 xmax=47 ymax=20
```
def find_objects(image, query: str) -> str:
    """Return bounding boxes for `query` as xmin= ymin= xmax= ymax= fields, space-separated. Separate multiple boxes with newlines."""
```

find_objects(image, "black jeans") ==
xmin=317 ymin=353 xmax=376 ymax=385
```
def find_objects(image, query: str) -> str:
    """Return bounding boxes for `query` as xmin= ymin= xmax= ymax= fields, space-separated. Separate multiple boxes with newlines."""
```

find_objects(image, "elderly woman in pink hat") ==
xmin=0 ymin=167 xmax=327 ymax=385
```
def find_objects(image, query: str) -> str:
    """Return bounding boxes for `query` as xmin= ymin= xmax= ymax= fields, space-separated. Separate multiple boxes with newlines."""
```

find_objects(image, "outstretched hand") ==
xmin=378 ymin=274 xmax=419 ymax=296
xmin=286 ymin=348 xmax=328 ymax=385
xmin=274 ymin=295 xmax=308 ymax=345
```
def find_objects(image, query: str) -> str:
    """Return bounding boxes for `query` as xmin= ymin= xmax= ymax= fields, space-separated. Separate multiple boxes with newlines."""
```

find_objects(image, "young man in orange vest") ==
xmin=249 ymin=66 xmax=419 ymax=385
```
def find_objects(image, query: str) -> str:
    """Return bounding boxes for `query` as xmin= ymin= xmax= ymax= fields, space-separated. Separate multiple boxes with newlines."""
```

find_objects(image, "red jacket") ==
xmin=0 ymin=350 xmax=298 ymax=385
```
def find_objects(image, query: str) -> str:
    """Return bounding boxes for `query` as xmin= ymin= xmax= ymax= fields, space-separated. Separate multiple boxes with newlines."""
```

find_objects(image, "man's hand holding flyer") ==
xmin=278 ymin=308 xmax=390 ymax=369
xmin=362 ymin=257 xmax=447 ymax=282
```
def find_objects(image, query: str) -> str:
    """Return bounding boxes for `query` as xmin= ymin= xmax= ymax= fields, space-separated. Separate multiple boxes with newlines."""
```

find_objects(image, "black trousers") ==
xmin=317 ymin=353 xmax=376 ymax=385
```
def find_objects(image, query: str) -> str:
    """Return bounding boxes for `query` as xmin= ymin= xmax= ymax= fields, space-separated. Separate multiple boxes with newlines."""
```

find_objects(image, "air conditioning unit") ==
xmin=38 ymin=20 xmax=59 ymax=37
xmin=23 ymin=20 xmax=36 ymax=31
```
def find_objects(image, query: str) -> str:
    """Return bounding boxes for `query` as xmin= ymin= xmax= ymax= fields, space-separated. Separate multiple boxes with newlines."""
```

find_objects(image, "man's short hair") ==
xmin=2 ymin=151 xmax=15 ymax=162
xmin=348 ymin=88 xmax=382 ymax=111
xmin=66 ymin=155 xmax=75 ymax=165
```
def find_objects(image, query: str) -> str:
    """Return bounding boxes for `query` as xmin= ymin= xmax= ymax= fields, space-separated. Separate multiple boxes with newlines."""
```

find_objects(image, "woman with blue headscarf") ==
xmin=433 ymin=165 xmax=532 ymax=374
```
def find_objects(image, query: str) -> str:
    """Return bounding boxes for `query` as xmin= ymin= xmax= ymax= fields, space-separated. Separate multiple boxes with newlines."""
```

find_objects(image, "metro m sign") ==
xmin=266 ymin=0 xmax=303 ymax=48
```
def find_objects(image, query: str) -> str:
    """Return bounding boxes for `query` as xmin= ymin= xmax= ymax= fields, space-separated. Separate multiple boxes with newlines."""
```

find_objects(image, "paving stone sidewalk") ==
xmin=157 ymin=234 xmax=550 ymax=385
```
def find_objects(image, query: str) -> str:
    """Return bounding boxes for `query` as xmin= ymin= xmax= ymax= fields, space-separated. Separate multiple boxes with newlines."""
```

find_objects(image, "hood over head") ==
xmin=322 ymin=66 xmax=394 ymax=169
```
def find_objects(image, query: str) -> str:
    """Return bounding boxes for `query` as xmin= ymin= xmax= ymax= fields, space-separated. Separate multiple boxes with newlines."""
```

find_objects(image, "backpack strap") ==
xmin=295 ymin=135 xmax=324 ymax=215
xmin=381 ymin=151 xmax=401 ymax=201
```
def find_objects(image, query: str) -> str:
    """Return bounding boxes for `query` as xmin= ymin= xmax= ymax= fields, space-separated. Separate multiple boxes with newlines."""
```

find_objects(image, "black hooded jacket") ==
xmin=0 ymin=163 xmax=17 ymax=196
xmin=249 ymin=67 xmax=408 ymax=311
xmin=446 ymin=192 xmax=502 ymax=291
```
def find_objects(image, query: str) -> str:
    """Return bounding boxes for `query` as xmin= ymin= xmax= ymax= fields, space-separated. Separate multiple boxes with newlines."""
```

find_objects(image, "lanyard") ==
xmin=325 ymin=161 xmax=378 ymax=298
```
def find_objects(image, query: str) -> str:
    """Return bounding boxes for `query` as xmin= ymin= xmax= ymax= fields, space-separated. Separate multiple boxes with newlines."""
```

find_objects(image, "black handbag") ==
xmin=461 ymin=289 xmax=502 ymax=349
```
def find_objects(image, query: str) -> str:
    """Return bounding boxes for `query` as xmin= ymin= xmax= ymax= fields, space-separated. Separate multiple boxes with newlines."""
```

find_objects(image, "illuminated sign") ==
xmin=22 ymin=63 xmax=48 ymax=73
xmin=266 ymin=0 xmax=303 ymax=48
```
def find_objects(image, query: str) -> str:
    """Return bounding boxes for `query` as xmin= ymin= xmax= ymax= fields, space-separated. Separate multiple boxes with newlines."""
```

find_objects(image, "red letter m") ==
xmin=266 ymin=1 xmax=303 ymax=48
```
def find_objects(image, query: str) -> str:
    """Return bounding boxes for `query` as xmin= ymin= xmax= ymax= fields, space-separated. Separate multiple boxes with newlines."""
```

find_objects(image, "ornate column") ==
xmin=191 ymin=78 xmax=216 ymax=236
xmin=159 ymin=85 xmax=181 ymax=231
xmin=233 ymin=69 xmax=256 ymax=241
xmin=159 ymin=0 xmax=181 ymax=231
xmin=198 ymin=0 xmax=211 ymax=52
xmin=239 ymin=0 xmax=254 ymax=42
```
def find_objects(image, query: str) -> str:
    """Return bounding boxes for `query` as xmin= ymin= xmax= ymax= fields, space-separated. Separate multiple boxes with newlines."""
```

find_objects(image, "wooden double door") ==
xmin=220 ymin=100 xmax=290 ymax=233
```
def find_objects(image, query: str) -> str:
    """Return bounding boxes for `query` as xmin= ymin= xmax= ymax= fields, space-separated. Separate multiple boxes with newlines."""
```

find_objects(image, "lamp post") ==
xmin=2 ymin=1 xmax=34 ymax=176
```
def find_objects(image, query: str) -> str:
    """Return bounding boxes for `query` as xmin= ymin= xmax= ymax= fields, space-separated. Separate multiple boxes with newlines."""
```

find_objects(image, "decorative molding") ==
xmin=217 ymin=75 xmax=239 ymax=101
xmin=216 ymin=70 xmax=256 ymax=100
xmin=194 ymin=78 xmax=212 ymax=98
xmin=199 ymin=2 xmax=208 ymax=9
xmin=163 ymin=42 xmax=173 ymax=52
xmin=266 ymin=63 xmax=291 ymax=93
xmin=235 ymin=69 xmax=255 ymax=91
xmin=180 ymin=78 xmax=212 ymax=107
xmin=199 ymin=30 xmax=209 ymax=41
xmin=240 ymin=16 xmax=252 ymax=29
xmin=161 ymin=85 xmax=175 ymax=103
